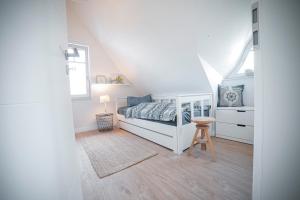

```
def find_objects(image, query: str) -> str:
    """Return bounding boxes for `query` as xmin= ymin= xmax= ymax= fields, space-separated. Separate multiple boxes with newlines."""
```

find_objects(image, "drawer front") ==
xmin=216 ymin=109 xmax=254 ymax=126
xmin=118 ymin=115 xmax=177 ymax=137
xmin=119 ymin=121 xmax=175 ymax=150
xmin=216 ymin=122 xmax=253 ymax=144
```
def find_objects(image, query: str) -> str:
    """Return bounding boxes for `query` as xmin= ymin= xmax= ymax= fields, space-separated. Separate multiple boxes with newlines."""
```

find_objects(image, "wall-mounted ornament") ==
xmin=96 ymin=75 xmax=107 ymax=84
xmin=65 ymin=47 xmax=79 ymax=60
xmin=95 ymin=73 xmax=130 ymax=85
xmin=111 ymin=74 xmax=124 ymax=84
xmin=59 ymin=45 xmax=80 ymax=75
xmin=252 ymin=2 xmax=259 ymax=49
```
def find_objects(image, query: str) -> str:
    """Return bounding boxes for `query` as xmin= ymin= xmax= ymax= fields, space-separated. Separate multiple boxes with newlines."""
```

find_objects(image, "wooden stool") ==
xmin=188 ymin=117 xmax=216 ymax=161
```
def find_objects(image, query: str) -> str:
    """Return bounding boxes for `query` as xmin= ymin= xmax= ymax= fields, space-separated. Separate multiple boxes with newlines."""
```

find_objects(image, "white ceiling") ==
xmin=68 ymin=0 xmax=251 ymax=95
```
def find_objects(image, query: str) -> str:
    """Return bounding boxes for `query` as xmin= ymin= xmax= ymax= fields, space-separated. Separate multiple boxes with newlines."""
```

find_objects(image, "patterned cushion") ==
xmin=218 ymin=85 xmax=244 ymax=107
xmin=127 ymin=95 xmax=152 ymax=107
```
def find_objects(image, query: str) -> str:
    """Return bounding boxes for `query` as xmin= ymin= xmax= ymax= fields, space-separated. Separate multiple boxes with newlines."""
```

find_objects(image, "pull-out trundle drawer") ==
xmin=216 ymin=122 xmax=253 ymax=144
xmin=119 ymin=121 xmax=176 ymax=150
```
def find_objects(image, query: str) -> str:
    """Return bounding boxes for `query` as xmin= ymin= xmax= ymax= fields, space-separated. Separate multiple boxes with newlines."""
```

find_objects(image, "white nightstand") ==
xmin=216 ymin=107 xmax=254 ymax=144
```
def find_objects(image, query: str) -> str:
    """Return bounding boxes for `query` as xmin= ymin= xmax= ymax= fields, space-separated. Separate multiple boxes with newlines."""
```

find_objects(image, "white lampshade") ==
xmin=99 ymin=95 xmax=110 ymax=103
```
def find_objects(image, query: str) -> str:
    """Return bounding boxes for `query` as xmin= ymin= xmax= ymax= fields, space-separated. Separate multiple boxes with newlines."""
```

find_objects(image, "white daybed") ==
xmin=116 ymin=93 xmax=213 ymax=154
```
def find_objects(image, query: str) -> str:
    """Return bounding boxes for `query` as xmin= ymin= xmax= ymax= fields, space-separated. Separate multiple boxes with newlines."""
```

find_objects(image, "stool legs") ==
xmin=200 ymin=129 xmax=206 ymax=151
xmin=204 ymin=128 xmax=216 ymax=161
xmin=188 ymin=126 xmax=216 ymax=161
xmin=188 ymin=128 xmax=200 ymax=156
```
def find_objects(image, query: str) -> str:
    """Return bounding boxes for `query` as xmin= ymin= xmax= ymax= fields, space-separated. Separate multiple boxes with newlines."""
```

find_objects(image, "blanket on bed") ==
xmin=125 ymin=102 xmax=177 ymax=122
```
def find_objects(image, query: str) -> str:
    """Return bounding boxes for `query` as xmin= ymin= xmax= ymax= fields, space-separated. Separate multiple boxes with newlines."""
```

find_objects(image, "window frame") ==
xmin=226 ymin=39 xmax=255 ymax=79
xmin=237 ymin=49 xmax=254 ymax=74
xmin=68 ymin=43 xmax=91 ymax=101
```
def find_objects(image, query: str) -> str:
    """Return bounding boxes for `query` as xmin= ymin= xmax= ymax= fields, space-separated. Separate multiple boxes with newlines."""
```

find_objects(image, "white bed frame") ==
xmin=116 ymin=93 xmax=214 ymax=154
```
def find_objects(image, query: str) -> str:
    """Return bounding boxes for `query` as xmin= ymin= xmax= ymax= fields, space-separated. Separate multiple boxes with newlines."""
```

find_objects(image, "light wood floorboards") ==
xmin=76 ymin=129 xmax=253 ymax=200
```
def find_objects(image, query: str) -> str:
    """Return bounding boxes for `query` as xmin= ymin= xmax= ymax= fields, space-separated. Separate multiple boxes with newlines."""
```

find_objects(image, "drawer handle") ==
xmin=237 ymin=124 xmax=246 ymax=127
xmin=237 ymin=110 xmax=246 ymax=112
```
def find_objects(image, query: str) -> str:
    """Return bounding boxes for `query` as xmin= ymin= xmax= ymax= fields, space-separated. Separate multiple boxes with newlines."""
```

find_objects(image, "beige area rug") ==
xmin=79 ymin=131 xmax=158 ymax=178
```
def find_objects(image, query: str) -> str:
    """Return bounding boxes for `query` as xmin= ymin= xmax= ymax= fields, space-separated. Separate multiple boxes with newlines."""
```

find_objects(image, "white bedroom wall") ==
xmin=0 ymin=1 xmax=82 ymax=200
xmin=66 ymin=1 xmax=140 ymax=133
xmin=253 ymin=0 xmax=300 ymax=199
xmin=69 ymin=0 xmax=252 ymax=95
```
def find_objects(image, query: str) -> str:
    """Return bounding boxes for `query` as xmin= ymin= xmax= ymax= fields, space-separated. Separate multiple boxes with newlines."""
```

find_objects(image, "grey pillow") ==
xmin=218 ymin=85 xmax=244 ymax=107
xmin=127 ymin=95 xmax=152 ymax=107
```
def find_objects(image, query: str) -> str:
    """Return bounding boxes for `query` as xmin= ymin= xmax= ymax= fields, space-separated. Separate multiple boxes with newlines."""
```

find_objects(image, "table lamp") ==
xmin=99 ymin=95 xmax=110 ymax=113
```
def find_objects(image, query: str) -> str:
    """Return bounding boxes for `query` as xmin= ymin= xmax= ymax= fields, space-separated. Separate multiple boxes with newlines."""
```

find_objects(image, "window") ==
xmin=67 ymin=43 xmax=90 ymax=99
xmin=238 ymin=50 xmax=254 ymax=74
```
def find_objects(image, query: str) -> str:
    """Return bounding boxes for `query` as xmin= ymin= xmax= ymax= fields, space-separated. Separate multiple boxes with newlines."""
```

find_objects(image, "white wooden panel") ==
xmin=118 ymin=115 xmax=177 ymax=137
xmin=179 ymin=124 xmax=196 ymax=152
xmin=119 ymin=121 xmax=175 ymax=150
xmin=216 ymin=106 xmax=254 ymax=111
xmin=216 ymin=109 xmax=254 ymax=126
xmin=216 ymin=122 xmax=253 ymax=144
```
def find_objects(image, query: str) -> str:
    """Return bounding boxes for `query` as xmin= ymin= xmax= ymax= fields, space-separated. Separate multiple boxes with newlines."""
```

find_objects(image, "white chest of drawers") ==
xmin=216 ymin=107 xmax=254 ymax=144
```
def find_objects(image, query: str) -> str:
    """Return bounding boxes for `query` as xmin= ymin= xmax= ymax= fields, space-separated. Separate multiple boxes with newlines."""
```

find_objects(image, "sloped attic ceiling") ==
xmin=69 ymin=0 xmax=251 ymax=95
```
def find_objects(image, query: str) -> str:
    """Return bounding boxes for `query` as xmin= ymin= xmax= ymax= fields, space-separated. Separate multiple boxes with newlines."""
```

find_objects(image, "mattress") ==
xmin=117 ymin=106 xmax=211 ymax=126
xmin=118 ymin=106 xmax=177 ymax=126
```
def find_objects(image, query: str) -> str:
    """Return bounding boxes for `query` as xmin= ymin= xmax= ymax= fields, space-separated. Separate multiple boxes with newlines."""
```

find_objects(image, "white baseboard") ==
xmin=74 ymin=124 xmax=98 ymax=134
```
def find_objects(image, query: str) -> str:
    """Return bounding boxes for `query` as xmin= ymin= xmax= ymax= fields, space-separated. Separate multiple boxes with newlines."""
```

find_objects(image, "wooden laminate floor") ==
xmin=76 ymin=129 xmax=253 ymax=200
